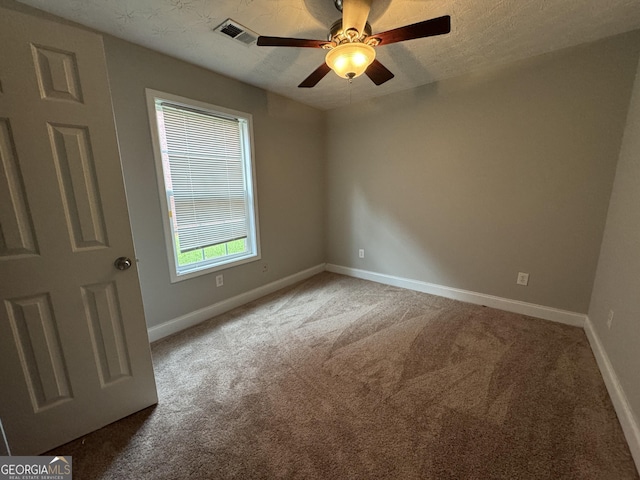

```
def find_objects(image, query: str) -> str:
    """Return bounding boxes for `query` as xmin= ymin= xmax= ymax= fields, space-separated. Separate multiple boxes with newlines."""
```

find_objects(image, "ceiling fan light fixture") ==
xmin=325 ymin=42 xmax=375 ymax=79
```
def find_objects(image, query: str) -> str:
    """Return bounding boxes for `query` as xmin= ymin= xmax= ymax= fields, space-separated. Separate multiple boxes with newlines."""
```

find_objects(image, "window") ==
xmin=146 ymin=89 xmax=260 ymax=282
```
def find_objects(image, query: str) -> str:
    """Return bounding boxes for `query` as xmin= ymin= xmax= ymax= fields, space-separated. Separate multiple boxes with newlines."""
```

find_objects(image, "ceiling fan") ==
xmin=257 ymin=0 xmax=451 ymax=88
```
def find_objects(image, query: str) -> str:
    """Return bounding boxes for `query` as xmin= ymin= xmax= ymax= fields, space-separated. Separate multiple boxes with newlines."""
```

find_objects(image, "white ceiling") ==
xmin=16 ymin=0 xmax=640 ymax=110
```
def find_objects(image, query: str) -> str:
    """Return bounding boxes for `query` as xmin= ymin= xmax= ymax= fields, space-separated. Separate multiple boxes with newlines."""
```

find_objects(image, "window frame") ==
xmin=145 ymin=88 xmax=261 ymax=283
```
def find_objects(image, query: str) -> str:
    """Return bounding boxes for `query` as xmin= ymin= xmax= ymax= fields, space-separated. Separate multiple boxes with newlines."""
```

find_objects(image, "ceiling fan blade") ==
xmin=372 ymin=15 xmax=451 ymax=46
xmin=365 ymin=59 xmax=394 ymax=85
xmin=342 ymin=0 xmax=373 ymax=35
xmin=298 ymin=63 xmax=332 ymax=88
xmin=257 ymin=36 xmax=329 ymax=48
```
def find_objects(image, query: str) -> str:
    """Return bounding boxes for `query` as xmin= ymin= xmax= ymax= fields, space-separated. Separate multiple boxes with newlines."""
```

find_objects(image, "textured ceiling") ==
xmin=15 ymin=0 xmax=640 ymax=110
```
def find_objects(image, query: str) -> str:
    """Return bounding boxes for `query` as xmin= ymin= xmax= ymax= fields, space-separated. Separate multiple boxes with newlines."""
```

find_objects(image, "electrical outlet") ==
xmin=262 ymin=263 xmax=269 ymax=273
xmin=216 ymin=274 xmax=223 ymax=287
xmin=358 ymin=249 xmax=365 ymax=259
xmin=607 ymin=310 xmax=614 ymax=329
xmin=516 ymin=272 xmax=529 ymax=286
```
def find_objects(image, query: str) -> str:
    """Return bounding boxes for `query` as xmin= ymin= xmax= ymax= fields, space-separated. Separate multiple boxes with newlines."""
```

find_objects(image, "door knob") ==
xmin=114 ymin=257 xmax=132 ymax=270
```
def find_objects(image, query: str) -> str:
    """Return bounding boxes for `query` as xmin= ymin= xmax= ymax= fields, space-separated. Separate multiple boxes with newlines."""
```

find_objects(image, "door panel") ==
xmin=82 ymin=281 xmax=132 ymax=385
xmin=6 ymin=293 xmax=72 ymax=412
xmin=0 ymin=118 xmax=38 ymax=258
xmin=31 ymin=44 xmax=84 ymax=103
xmin=0 ymin=6 xmax=157 ymax=455
xmin=48 ymin=123 xmax=109 ymax=250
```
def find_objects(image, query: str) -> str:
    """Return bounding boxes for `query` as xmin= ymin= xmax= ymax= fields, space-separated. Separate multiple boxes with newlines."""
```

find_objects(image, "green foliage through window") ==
xmin=176 ymin=236 xmax=248 ymax=267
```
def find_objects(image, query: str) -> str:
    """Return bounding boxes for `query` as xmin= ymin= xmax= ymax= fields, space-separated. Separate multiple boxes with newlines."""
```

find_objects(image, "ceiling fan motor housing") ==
xmin=328 ymin=19 xmax=373 ymax=44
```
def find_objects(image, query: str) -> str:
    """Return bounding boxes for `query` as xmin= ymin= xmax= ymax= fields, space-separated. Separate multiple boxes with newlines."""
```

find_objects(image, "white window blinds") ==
xmin=157 ymin=102 xmax=249 ymax=253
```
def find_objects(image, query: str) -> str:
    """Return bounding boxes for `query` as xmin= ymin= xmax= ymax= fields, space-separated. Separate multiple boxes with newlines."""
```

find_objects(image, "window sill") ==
xmin=169 ymin=252 xmax=261 ymax=283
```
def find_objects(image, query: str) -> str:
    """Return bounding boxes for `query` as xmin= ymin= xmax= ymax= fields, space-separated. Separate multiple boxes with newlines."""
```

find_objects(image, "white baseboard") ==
xmin=147 ymin=264 xmax=325 ymax=342
xmin=326 ymin=263 xmax=639 ymax=470
xmin=0 ymin=418 xmax=10 ymax=456
xmin=150 ymin=262 xmax=585 ymax=343
xmin=584 ymin=317 xmax=640 ymax=471
xmin=325 ymin=264 xmax=586 ymax=327
xmin=148 ymin=262 xmax=638 ymax=471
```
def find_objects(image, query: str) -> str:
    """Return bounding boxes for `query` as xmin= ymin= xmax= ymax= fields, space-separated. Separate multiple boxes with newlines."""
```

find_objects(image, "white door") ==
xmin=0 ymin=7 xmax=157 ymax=455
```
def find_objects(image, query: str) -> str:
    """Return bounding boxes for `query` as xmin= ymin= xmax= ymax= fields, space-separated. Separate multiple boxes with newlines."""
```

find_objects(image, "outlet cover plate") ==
xmin=517 ymin=272 xmax=529 ymax=286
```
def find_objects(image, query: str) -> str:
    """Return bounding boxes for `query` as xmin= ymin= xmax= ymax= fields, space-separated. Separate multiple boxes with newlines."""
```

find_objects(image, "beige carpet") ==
xmin=49 ymin=272 xmax=638 ymax=479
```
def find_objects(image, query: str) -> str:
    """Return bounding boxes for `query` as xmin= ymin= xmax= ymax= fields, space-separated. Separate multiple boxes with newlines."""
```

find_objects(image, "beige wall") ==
xmin=326 ymin=31 xmax=640 ymax=313
xmin=3 ymin=0 xmax=639 ymax=324
xmin=102 ymin=36 xmax=326 ymax=329
xmin=589 ymin=54 xmax=640 ymax=430
xmin=3 ymin=0 xmax=639 ymax=439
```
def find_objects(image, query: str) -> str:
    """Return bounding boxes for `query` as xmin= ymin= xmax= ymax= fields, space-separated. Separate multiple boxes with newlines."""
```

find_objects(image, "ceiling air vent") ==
xmin=214 ymin=19 xmax=258 ymax=46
